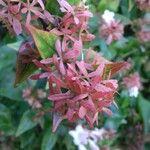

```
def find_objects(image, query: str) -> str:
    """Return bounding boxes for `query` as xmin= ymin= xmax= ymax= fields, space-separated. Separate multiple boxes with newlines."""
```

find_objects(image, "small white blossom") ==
xmin=69 ymin=125 xmax=89 ymax=148
xmin=79 ymin=145 xmax=87 ymax=150
xmin=69 ymin=125 xmax=115 ymax=150
xmin=129 ymin=86 xmax=139 ymax=97
xmin=90 ymin=128 xmax=106 ymax=142
xmin=102 ymin=10 xmax=115 ymax=24
xmin=88 ymin=139 xmax=100 ymax=150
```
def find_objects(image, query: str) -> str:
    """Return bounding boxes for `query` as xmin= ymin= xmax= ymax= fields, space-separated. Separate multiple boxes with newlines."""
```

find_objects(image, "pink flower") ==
xmin=16 ymin=0 xmax=128 ymax=132
xmin=30 ymin=41 xmax=128 ymax=131
xmin=100 ymin=20 xmax=124 ymax=44
xmin=22 ymin=88 xmax=46 ymax=109
xmin=136 ymin=0 xmax=150 ymax=11
xmin=50 ymin=0 xmax=94 ymax=42
xmin=137 ymin=31 xmax=150 ymax=42
xmin=123 ymin=73 xmax=141 ymax=97
xmin=123 ymin=73 xmax=141 ymax=89
xmin=21 ymin=0 xmax=45 ymax=25
xmin=136 ymin=18 xmax=150 ymax=42
xmin=57 ymin=0 xmax=92 ymax=24
xmin=0 ymin=0 xmax=22 ymax=35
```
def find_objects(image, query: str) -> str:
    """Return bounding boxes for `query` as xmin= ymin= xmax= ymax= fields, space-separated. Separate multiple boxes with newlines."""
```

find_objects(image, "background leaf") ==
xmin=41 ymin=130 xmax=57 ymax=150
xmin=138 ymin=97 xmax=150 ymax=134
xmin=98 ymin=0 xmax=120 ymax=12
xmin=0 ymin=103 xmax=14 ymax=135
xmin=16 ymin=110 xmax=38 ymax=137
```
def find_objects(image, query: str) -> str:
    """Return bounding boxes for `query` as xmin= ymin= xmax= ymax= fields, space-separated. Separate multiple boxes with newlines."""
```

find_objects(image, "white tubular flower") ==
xmin=69 ymin=125 xmax=89 ymax=149
xmin=129 ymin=86 xmax=139 ymax=97
xmin=102 ymin=10 xmax=115 ymax=24
xmin=88 ymin=139 xmax=100 ymax=150
xmin=79 ymin=145 xmax=87 ymax=150
xmin=90 ymin=128 xmax=106 ymax=142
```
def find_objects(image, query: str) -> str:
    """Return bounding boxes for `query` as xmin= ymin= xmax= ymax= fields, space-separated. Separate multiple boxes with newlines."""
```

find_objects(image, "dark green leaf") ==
xmin=98 ymin=0 xmax=120 ymax=12
xmin=16 ymin=110 xmax=38 ymax=137
xmin=41 ymin=130 xmax=57 ymax=150
xmin=46 ymin=0 xmax=80 ymax=16
xmin=15 ymin=62 xmax=37 ymax=86
xmin=138 ymin=97 xmax=150 ymax=134
xmin=0 ymin=104 xmax=14 ymax=135
xmin=0 ymin=45 xmax=27 ymax=100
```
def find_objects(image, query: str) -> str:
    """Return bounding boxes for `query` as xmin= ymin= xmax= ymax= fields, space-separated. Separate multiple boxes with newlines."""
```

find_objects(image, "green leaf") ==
xmin=15 ymin=62 xmax=37 ymax=86
xmin=41 ymin=130 xmax=57 ymax=150
xmin=0 ymin=104 xmax=14 ymax=135
xmin=105 ymin=114 xmax=127 ymax=129
xmin=68 ymin=0 xmax=80 ymax=5
xmin=46 ymin=0 xmax=61 ymax=16
xmin=15 ymin=25 xmax=58 ymax=86
xmin=14 ymin=39 xmax=39 ymax=86
xmin=16 ymin=110 xmax=38 ymax=137
xmin=115 ymin=14 xmax=131 ymax=25
xmin=98 ymin=0 xmax=120 ymax=12
xmin=28 ymin=25 xmax=57 ymax=59
xmin=46 ymin=0 xmax=80 ymax=16
xmin=20 ymin=131 xmax=36 ymax=149
xmin=0 ymin=45 xmax=27 ymax=99
xmin=138 ymin=97 xmax=150 ymax=134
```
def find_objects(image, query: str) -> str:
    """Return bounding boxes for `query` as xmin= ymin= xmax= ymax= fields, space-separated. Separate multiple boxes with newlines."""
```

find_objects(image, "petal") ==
xmin=44 ymin=10 xmax=55 ymax=23
xmin=48 ymin=92 xmax=72 ymax=101
xmin=33 ymin=59 xmax=51 ymax=72
xmin=66 ymin=108 xmax=75 ymax=121
xmin=57 ymin=0 xmax=74 ymax=13
xmin=79 ymin=145 xmax=87 ymax=150
xmin=40 ymin=58 xmax=54 ymax=64
xmin=88 ymin=63 xmax=105 ymax=78
xmin=76 ymin=61 xmax=88 ymax=78
xmin=13 ymin=18 xmax=22 ymax=35
xmin=59 ymin=60 xmax=66 ymax=75
xmin=52 ymin=112 xmax=63 ymax=132
xmin=55 ymin=39 xmax=62 ymax=57
xmin=94 ymin=84 xmax=112 ymax=93
xmin=102 ymin=79 xmax=118 ymax=90
xmin=102 ymin=107 xmax=112 ymax=116
xmin=88 ymin=139 xmax=99 ymax=150
xmin=26 ymin=12 xmax=31 ymax=25
xmin=79 ymin=106 xmax=87 ymax=119
xmin=81 ymin=96 xmax=95 ymax=112
xmin=31 ymin=9 xmax=45 ymax=19
xmin=71 ymin=93 xmax=88 ymax=102
xmin=37 ymin=0 xmax=45 ymax=10
xmin=0 ymin=0 xmax=6 ymax=6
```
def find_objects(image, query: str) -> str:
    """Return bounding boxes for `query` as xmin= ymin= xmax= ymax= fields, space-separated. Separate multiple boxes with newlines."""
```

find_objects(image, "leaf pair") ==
xmin=15 ymin=25 xmax=58 ymax=86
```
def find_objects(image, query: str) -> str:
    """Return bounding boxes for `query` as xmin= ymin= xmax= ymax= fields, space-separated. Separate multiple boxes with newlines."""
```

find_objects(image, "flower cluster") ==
xmin=0 ymin=0 xmax=45 ymax=35
xmin=137 ymin=19 xmax=150 ymax=42
xmin=29 ymin=1 xmax=129 ymax=132
xmin=100 ymin=10 xmax=124 ymax=44
xmin=22 ymin=88 xmax=46 ymax=109
xmin=49 ymin=0 xmax=95 ymax=42
xmin=69 ymin=124 xmax=115 ymax=150
xmin=123 ymin=73 xmax=141 ymax=97
xmin=136 ymin=0 xmax=150 ymax=11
